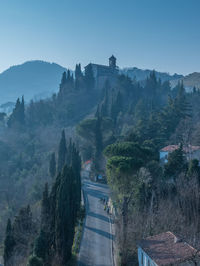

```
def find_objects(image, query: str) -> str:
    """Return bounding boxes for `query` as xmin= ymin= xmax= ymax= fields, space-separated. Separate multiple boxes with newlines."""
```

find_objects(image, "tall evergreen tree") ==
xmin=94 ymin=114 xmax=103 ymax=171
xmin=111 ymin=90 xmax=122 ymax=123
xmin=66 ymin=70 xmax=71 ymax=82
xmin=61 ymin=71 xmax=67 ymax=85
xmin=55 ymin=166 xmax=75 ymax=264
xmin=27 ymin=255 xmax=43 ymax=266
xmin=75 ymin=64 xmax=83 ymax=90
xmin=49 ymin=152 xmax=56 ymax=178
xmin=20 ymin=96 xmax=25 ymax=125
xmin=41 ymin=183 xmax=50 ymax=229
xmin=59 ymin=70 xmax=74 ymax=96
xmin=4 ymin=219 xmax=15 ymax=266
xmin=70 ymin=143 xmax=82 ymax=215
xmin=164 ymin=144 xmax=187 ymax=179
xmin=57 ymin=130 xmax=67 ymax=172
xmin=33 ymin=229 xmax=48 ymax=264
xmin=75 ymin=64 xmax=82 ymax=79
xmin=175 ymin=81 xmax=191 ymax=118
xmin=84 ymin=64 xmax=95 ymax=90
xmin=7 ymin=97 xmax=25 ymax=128
xmin=100 ymin=80 xmax=110 ymax=117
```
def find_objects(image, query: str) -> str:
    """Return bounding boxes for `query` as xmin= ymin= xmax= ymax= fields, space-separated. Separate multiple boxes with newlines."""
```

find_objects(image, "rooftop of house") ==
xmin=85 ymin=55 xmax=117 ymax=70
xmin=85 ymin=63 xmax=110 ymax=69
xmin=138 ymin=231 xmax=198 ymax=266
xmin=84 ymin=160 xmax=92 ymax=165
xmin=160 ymin=145 xmax=200 ymax=153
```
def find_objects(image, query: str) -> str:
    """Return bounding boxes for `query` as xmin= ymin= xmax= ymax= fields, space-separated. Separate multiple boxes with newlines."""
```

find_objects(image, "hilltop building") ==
xmin=138 ymin=231 xmax=199 ymax=266
xmin=85 ymin=55 xmax=119 ymax=89
xmin=160 ymin=145 xmax=200 ymax=164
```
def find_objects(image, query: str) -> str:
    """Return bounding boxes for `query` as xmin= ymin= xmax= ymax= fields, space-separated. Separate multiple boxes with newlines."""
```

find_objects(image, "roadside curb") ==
xmin=109 ymin=214 xmax=115 ymax=266
xmin=77 ymin=186 xmax=87 ymax=266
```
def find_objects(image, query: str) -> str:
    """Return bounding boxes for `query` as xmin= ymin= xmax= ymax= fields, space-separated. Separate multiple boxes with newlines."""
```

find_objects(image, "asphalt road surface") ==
xmin=78 ymin=180 xmax=114 ymax=266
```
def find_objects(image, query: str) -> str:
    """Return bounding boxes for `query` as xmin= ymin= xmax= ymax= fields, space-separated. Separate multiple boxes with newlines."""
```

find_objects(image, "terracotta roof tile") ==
xmin=139 ymin=231 xmax=198 ymax=266
xmin=160 ymin=145 xmax=179 ymax=152
xmin=160 ymin=145 xmax=200 ymax=153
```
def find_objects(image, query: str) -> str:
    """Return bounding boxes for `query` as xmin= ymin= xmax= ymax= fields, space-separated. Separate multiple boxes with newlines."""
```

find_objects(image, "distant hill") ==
xmin=0 ymin=102 xmax=15 ymax=114
xmin=0 ymin=60 xmax=67 ymax=104
xmin=121 ymin=67 xmax=183 ymax=82
xmin=170 ymin=72 xmax=200 ymax=92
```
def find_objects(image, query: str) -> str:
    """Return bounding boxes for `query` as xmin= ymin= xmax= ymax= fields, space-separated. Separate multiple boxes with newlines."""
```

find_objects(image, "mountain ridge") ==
xmin=170 ymin=72 xmax=200 ymax=91
xmin=0 ymin=60 xmax=67 ymax=104
xmin=121 ymin=67 xmax=183 ymax=82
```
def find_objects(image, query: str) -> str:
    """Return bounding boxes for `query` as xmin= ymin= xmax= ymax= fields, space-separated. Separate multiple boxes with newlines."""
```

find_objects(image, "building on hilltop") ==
xmin=84 ymin=55 xmax=119 ymax=89
xmin=138 ymin=231 xmax=200 ymax=266
xmin=160 ymin=144 xmax=200 ymax=164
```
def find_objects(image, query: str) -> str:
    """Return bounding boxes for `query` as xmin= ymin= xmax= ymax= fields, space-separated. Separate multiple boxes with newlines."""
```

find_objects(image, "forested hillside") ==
xmin=0 ymin=64 xmax=97 ymax=265
xmin=1 ymin=60 xmax=200 ymax=265
xmin=76 ymin=71 xmax=200 ymax=265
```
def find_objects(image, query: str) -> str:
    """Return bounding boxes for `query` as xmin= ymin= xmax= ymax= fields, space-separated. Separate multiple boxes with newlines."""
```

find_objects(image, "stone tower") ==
xmin=109 ymin=55 xmax=116 ymax=68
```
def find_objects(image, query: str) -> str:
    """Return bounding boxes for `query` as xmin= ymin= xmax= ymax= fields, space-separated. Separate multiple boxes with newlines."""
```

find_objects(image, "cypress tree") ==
xmin=71 ymin=144 xmax=82 ymax=215
xmin=66 ymin=70 xmax=71 ymax=82
xmin=95 ymin=104 xmax=100 ymax=118
xmin=164 ymin=144 xmax=187 ymax=179
xmin=49 ymin=152 xmax=56 ymax=178
xmin=75 ymin=64 xmax=83 ymax=90
xmin=176 ymin=81 xmax=191 ymax=118
xmin=84 ymin=63 xmax=95 ymax=90
xmin=111 ymin=91 xmax=122 ymax=123
xmin=4 ymin=219 xmax=15 ymax=266
xmin=66 ymin=138 xmax=73 ymax=165
xmin=61 ymin=72 xmax=67 ymax=85
xmin=34 ymin=230 xmax=48 ymax=263
xmin=57 ymin=130 xmax=67 ymax=172
xmin=55 ymin=166 xmax=75 ymax=264
xmin=34 ymin=139 xmax=82 ymax=265
xmin=49 ymin=172 xmax=62 ymax=253
xmin=100 ymin=80 xmax=110 ymax=117
xmin=20 ymin=96 xmax=25 ymax=125
xmin=27 ymin=255 xmax=43 ymax=266
xmin=75 ymin=64 xmax=82 ymax=79
xmin=7 ymin=97 xmax=25 ymax=128
xmin=94 ymin=114 xmax=103 ymax=171
xmin=41 ymin=183 xmax=50 ymax=229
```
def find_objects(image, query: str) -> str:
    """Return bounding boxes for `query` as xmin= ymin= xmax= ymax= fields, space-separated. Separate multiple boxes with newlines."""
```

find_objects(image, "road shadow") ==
xmin=88 ymin=211 xmax=110 ymax=223
xmin=85 ymin=225 xmax=114 ymax=240
xmin=84 ymin=180 xmax=109 ymax=189
xmin=85 ymin=188 xmax=107 ymax=200
xmin=78 ymin=261 xmax=108 ymax=266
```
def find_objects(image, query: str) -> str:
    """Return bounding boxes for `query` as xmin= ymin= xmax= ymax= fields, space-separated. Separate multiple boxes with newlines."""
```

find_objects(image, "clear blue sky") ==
xmin=0 ymin=0 xmax=199 ymax=75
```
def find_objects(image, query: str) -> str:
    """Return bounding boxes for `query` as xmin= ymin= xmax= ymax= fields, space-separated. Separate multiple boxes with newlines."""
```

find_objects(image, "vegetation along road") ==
xmin=78 ymin=179 xmax=114 ymax=266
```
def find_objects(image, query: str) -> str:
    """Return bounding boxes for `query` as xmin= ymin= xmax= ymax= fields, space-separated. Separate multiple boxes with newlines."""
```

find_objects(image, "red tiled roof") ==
xmin=139 ymin=231 xmax=198 ymax=266
xmin=160 ymin=145 xmax=179 ymax=152
xmin=84 ymin=160 xmax=92 ymax=165
xmin=160 ymin=145 xmax=200 ymax=153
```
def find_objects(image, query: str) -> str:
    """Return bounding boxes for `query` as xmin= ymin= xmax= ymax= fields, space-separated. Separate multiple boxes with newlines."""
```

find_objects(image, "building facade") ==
xmin=160 ymin=145 xmax=200 ymax=164
xmin=84 ymin=55 xmax=119 ymax=90
xmin=138 ymin=231 xmax=200 ymax=266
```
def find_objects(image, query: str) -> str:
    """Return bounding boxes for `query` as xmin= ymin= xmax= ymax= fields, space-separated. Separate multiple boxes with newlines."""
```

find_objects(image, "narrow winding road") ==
xmin=78 ymin=180 xmax=114 ymax=266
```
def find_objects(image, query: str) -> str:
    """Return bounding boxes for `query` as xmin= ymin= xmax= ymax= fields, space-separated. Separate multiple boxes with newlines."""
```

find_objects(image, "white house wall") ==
xmin=138 ymin=247 xmax=157 ymax=266
xmin=160 ymin=151 xmax=169 ymax=163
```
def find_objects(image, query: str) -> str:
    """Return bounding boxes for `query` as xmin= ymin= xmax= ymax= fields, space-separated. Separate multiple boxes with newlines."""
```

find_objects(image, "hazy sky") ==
xmin=0 ymin=0 xmax=199 ymax=75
